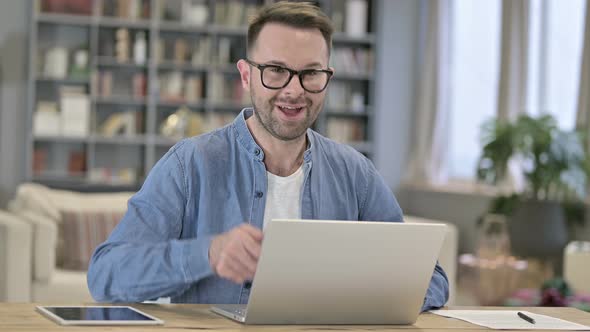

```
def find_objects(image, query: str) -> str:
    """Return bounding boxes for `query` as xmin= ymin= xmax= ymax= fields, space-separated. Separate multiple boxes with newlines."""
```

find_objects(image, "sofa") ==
xmin=1 ymin=183 xmax=132 ymax=302
xmin=0 ymin=183 xmax=458 ymax=304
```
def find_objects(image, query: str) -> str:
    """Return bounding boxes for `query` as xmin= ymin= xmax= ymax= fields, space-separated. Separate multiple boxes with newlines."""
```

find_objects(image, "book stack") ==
xmin=331 ymin=47 xmax=373 ymax=75
xmin=60 ymin=86 xmax=90 ymax=137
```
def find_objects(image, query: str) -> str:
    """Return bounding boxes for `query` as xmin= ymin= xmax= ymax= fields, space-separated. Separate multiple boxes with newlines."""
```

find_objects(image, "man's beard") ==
xmin=250 ymin=93 xmax=318 ymax=141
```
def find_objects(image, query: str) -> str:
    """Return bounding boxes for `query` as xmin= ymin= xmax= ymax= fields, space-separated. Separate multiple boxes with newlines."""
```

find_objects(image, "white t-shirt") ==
xmin=262 ymin=166 xmax=304 ymax=229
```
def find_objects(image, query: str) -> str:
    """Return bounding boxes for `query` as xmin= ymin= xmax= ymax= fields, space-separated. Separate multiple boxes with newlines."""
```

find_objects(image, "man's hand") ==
xmin=209 ymin=224 xmax=263 ymax=284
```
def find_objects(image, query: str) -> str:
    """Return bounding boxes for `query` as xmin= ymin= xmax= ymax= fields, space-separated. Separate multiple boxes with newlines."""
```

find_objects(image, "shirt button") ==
xmin=254 ymin=149 xmax=261 ymax=156
xmin=255 ymin=191 xmax=263 ymax=198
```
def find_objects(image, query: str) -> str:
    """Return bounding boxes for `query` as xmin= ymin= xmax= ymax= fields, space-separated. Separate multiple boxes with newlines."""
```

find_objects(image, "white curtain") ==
xmin=576 ymin=0 xmax=590 ymax=136
xmin=497 ymin=0 xmax=530 ymax=122
xmin=405 ymin=0 xmax=451 ymax=184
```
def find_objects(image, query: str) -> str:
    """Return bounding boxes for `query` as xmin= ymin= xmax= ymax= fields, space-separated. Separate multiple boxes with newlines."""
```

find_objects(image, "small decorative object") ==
xmin=100 ymin=111 xmax=136 ymax=137
xmin=350 ymin=92 xmax=365 ymax=113
xmin=161 ymin=71 xmax=184 ymax=101
xmin=345 ymin=0 xmax=368 ymax=37
xmin=69 ymin=49 xmax=89 ymax=79
xmin=133 ymin=31 xmax=147 ymax=65
xmin=476 ymin=214 xmax=511 ymax=259
xmin=160 ymin=107 xmax=189 ymax=139
xmin=182 ymin=0 xmax=208 ymax=26
xmin=115 ymin=28 xmax=130 ymax=63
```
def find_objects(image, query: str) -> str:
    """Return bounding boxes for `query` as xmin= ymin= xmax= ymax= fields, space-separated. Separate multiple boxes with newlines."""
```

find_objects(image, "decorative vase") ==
xmin=509 ymin=200 xmax=568 ymax=259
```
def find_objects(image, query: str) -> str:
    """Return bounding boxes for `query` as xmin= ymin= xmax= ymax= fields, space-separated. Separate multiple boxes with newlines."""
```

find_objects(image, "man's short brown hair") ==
xmin=247 ymin=1 xmax=334 ymax=56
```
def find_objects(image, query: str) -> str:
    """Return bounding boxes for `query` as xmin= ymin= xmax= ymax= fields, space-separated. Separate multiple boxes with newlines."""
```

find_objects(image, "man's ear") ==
xmin=236 ymin=59 xmax=251 ymax=92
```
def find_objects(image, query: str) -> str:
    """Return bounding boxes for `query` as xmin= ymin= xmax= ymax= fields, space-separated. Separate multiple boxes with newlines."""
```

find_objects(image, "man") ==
xmin=88 ymin=1 xmax=448 ymax=311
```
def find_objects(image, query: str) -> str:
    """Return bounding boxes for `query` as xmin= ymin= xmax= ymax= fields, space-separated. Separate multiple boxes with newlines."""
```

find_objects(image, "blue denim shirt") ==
xmin=88 ymin=108 xmax=448 ymax=311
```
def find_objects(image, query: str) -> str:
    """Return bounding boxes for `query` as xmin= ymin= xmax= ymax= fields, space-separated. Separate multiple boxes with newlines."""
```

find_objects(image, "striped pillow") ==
xmin=60 ymin=210 xmax=125 ymax=270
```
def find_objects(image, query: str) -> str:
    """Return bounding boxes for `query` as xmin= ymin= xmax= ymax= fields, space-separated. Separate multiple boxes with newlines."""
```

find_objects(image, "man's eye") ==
xmin=270 ymin=67 xmax=286 ymax=73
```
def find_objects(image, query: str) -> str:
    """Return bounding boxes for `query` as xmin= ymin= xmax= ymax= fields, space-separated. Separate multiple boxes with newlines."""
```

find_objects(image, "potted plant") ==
xmin=476 ymin=114 xmax=589 ymax=260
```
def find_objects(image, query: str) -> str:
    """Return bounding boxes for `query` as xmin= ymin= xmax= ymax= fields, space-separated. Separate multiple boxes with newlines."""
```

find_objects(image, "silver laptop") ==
xmin=211 ymin=219 xmax=446 ymax=325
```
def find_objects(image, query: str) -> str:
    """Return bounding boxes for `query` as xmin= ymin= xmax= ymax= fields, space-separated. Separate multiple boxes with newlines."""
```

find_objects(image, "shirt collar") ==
xmin=232 ymin=108 xmax=314 ymax=163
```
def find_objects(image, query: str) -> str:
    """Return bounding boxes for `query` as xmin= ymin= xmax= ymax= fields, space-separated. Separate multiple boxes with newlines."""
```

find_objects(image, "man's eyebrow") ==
xmin=265 ymin=60 xmax=324 ymax=69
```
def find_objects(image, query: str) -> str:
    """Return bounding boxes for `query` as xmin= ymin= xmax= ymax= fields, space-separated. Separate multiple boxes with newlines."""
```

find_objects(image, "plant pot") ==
xmin=508 ymin=200 xmax=569 ymax=259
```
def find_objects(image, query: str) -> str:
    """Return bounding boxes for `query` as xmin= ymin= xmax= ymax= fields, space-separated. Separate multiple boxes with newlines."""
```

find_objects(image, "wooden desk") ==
xmin=1 ymin=304 xmax=589 ymax=331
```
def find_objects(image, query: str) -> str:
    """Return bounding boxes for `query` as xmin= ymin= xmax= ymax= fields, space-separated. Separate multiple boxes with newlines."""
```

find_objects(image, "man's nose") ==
xmin=282 ymin=74 xmax=305 ymax=97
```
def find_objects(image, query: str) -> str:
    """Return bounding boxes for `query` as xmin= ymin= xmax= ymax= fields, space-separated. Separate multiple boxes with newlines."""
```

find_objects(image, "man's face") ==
xmin=238 ymin=23 xmax=331 ymax=141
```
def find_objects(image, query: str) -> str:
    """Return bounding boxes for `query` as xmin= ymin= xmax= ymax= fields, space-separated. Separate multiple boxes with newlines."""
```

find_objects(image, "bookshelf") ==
xmin=27 ymin=0 xmax=377 ymax=190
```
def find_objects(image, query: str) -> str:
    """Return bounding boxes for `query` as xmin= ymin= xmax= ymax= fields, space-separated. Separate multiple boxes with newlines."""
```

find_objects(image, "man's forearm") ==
xmin=87 ymin=236 xmax=214 ymax=302
xmin=420 ymin=263 xmax=449 ymax=312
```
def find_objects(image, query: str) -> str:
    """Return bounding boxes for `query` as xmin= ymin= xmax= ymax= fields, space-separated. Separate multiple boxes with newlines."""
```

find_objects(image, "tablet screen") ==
xmin=45 ymin=307 xmax=153 ymax=321
xmin=37 ymin=306 xmax=163 ymax=325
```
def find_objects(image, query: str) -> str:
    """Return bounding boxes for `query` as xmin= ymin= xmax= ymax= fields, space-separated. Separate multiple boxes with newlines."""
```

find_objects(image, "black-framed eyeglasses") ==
xmin=245 ymin=59 xmax=333 ymax=93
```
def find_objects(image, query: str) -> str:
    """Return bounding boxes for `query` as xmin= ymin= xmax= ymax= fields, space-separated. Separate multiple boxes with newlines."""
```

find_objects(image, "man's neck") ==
xmin=246 ymin=116 xmax=307 ymax=177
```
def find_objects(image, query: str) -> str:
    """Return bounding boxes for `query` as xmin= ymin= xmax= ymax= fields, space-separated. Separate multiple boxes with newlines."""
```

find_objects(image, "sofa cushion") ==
xmin=19 ymin=211 xmax=57 ymax=283
xmin=11 ymin=183 xmax=133 ymax=220
xmin=10 ymin=183 xmax=133 ymax=268
xmin=61 ymin=210 xmax=125 ymax=270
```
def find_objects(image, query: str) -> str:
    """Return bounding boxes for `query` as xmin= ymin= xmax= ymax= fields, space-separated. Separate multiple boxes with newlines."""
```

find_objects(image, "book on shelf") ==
xmin=331 ymin=48 xmax=373 ymax=76
xmin=60 ymin=86 xmax=90 ymax=137
xmin=225 ymin=1 xmax=243 ymax=27
xmin=174 ymin=38 xmax=189 ymax=64
xmin=216 ymin=37 xmax=231 ymax=65
xmin=115 ymin=28 xmax=130 ymax=63
xmin=132 ymin=73 xmax=147 ymax=98
xmin=99 ymin=71 xmax=113 ymax=97
xmin=43 ymin=47 xmax=68 ymax=79
xmin=88 ymin=167 xmax=138 ymax=185
xmin=326 ymin=118 xmax=365 ymax=143
xmin=191 ymin=37 xmax=211 ymax=66
xmin=207 ymin=72 xmax=225 ymax=103
xmin=104 ymin=0 xmax=144 ymax=19
xmin=33 ymin=148 xmax=48 ymax=175
xmin=184 ymin=75 xmax=204 ymax=103
xmin=68 ymin=151 xmax=87 ymax=175
xmin=33 ymin=101 xmax=60 ymax=136
xmin=214 ymin=2 xmax=227 ymax=25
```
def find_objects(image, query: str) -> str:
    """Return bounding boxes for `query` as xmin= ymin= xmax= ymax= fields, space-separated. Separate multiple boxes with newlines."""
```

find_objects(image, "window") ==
xmin=448 ymin=0 xmax=587 ymax=180
xmin=448 ymin=0 xmax=502 ymax=179
xmin=528 ymin=0 xmax=587 ymax=130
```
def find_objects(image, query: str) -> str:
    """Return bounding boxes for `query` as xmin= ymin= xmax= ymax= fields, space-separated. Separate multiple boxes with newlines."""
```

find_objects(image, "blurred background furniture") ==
xmin=0 ymin=183 xmax=460 ymax=305
xmin=405 ymin=215 xmax=458 ymax=305
xmin=1 ymin=182 xmax=132 ymax=302
xmin=564 ymin=241 xmax=590 ymax=294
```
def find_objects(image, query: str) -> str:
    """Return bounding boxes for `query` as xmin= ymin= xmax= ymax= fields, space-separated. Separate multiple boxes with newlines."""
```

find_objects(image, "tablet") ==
xmin=36 ymin=306 xmax=164 ymax=325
